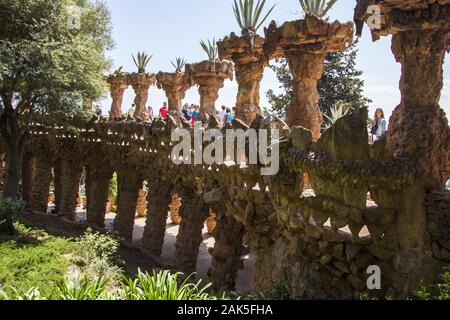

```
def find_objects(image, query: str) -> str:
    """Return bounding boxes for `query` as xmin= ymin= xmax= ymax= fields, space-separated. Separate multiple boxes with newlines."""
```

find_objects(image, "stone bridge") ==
xmin=22 ymin=107 xmax=449 ymax=299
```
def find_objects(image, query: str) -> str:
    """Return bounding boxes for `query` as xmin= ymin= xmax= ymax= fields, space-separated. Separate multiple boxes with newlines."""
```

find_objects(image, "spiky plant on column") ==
xmin=129 ymin=51 xmax=156 ymax=119
xmin=156 ymin=57 xmax=194 ymax=112
xmin=218 ymin=0 xmax=275 ymax=125
xmin=264 ymin=0 xmax=352 ymax=140
xmin=186 ymin=39 xmax=234 ymax=120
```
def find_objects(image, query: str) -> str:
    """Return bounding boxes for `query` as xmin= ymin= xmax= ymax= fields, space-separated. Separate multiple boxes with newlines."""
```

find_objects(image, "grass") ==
xmin=0 ymin=222 xmax=78 ymax=297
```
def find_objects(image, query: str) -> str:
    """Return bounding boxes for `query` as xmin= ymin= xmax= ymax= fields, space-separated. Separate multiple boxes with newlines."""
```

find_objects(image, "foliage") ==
xmin=0 ymin=195 xmax=24 ymax=235
xmin=233 ymin=0 xmax=275 ymax=34
xmin=0 ymin=222 xmax=77 ymax=298
xmin=265 ymin=41 xmax=372 ymax=122
xmin=118 ymin=270 xmax=213 ymax=300
xmin=54 ymin=276 xmax=110 ymax=300
xmin=322 ymin=101 xmax=351 ymax=129
xmin=415 ymin=267 xmax=450 ymax=300
xmin=171 ymin=57 xmax=187 ymax=73
xmin=0 ymin=0 xmax=114 ymax=196
xmin=132 ymin=51 xmax=152 ymax=73
xmin=200 ymin=38 xmax=218 ymax=62
xmin=75 ymin=228 xmax=122 ymax=282
xmin=108 ymin=172 xmax=118 ymax=198
xmin=299 ymin=0 xmax=338 ymax=18
xmin=2 ymin=270 xmax=216 ymax=300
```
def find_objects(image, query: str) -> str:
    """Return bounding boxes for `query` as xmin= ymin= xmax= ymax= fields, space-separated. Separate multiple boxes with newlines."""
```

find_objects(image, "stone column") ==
xmin=174 ymin=190 xmax=209 ymax=274
xmin=186 ymin=61 xmax=234 ymax=120
xmin=390 ymin=30 xmax=449 ymax=190
xmin=156 ymin=72 xmax=194 ymax=112
xmin=53 ymin=160 xmax=62 ymax=214
xmin=115 ymin=166 xmax=142 ymax=241
xmin=142 ymin=179 xmax=172 ymax=257
xmin=58 ymin=157 xmax=82 ymax=220
xmin=107 ymin=74 xmax=129 ymax=118
xmin=30 ymin=155 xmax=52 ymax=213
xmin=21 ymin=153 xmax=35 ymax=208
xmin=208 ymin=212 xmax=246 ymax=290
xmin=86 ymin=166 xmax=112 ymax=227
xmin=234 ymin=61 xmax=265 ymax=125
xmin=198 ymin=79 xmax=224 ymax=119
xmin=285 ymin=50 xmax=326 ymax=141
xmin=129 ymin=73 xmax=155 ymax=118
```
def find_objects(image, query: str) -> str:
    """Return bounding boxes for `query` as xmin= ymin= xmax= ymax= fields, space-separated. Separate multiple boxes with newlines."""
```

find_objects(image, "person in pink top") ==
xmin=159 ymin=102 xmax=168 ymax=120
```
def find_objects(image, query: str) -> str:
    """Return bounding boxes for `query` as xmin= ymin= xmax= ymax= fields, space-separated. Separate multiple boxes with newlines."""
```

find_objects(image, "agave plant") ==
xmin=322 ymin=101 xmax=350 ymax=129
xmin=299 ymin=0 xmax=338 ymax=18
xmin=132 ymin=51 xmax=153 ymax=73
xmin=171 ymin=57 xmax=187 ymax=73
xmin=200 ymin=38 xmax=218 ymax=62
xmin=233 ymin=0 xmax=276 ymax=36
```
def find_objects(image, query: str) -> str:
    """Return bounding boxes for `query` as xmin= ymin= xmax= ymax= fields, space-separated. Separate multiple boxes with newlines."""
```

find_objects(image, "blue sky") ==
xmin=98 ymin=0 xmax=450 ymax=120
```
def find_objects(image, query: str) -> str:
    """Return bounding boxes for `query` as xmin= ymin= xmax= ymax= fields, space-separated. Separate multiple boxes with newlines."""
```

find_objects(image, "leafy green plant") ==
xmin=119 ymin=270 xmax=213 ymax=300
xmin=54 ymin=276 xmax=110 ymax=300
xmin=322 ymin=101 xmax=350 ymax=129
xmin=132 ymin=51 xmax=153 ymax=73
xmin=415 ymin=267 xmax=450 ymax=300
xmin=109 ymin=173 xmax=118 ymax=198
xmin=171 ymin=57 xmax=187 ymax=73
xmin=200 ymin=39 xmax=218 ymax=62
xmin=299 ymin=0 xmax=338 ymax=18
xmin=0 ymin=196 xmax=25 ymax=235
xmin=233 ymin=0 xmax=275 ymax=35
xmin=75 ymin=229 xmax=122 ymax=282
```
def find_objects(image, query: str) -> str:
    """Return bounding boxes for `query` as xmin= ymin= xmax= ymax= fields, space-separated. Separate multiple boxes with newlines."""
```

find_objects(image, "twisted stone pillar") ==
xmin=30 ymin=155 xmax=52 ymax=213
xmin=107 ymin=74 xmax=128 ymax=118
xmin=208 ymin=212 xmax=246 ymax=291
xmin=156 ymin=72 xmax=193 ymax=112
xmin=58 ymin=157 xmax=82 ymax=220
xmin=198 ymin=80 xmax=224 ymax=120
xmin=286 ymin=50 xmax=326 ymax=141
xmin=129 ymin=73 xmax=155 ymax=118
xmin=115 ymin=166 xmax=142 ymax=241
xmin=86 ymin=166 xmax=112 ymax=227
xmin=53 ymin=160 xmax=62 ymax=214
xmin=390 ymin=30 xmax=449 ymax=190
xmin=142 ymin=179 xmax=172 ymax=257
xmin=174 ymin=190 xmax=209 ymax=275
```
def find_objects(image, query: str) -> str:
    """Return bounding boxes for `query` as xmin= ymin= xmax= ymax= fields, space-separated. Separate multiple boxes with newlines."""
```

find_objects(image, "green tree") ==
xmin=0 ymin=0 xmax=113 ymax=198
xmin=265 ymin=41 xmax=372 ymax=125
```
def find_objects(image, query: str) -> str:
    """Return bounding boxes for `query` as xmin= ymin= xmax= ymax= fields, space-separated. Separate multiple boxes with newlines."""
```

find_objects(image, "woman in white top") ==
xmin=370 ymin=108 xmax=387 ymax=141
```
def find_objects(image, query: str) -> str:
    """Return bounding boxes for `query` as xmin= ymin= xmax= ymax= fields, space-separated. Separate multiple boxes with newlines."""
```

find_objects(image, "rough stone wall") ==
xmin=23 ymin=106 xmax=448 ymax=299
xmin=426 ymin=191 xmax=450 ymax=262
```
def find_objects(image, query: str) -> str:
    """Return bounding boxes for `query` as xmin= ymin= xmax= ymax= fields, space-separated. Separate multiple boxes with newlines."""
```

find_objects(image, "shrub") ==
xmin=415 ymin=267 xmax=450 ymax=300
xmin=0 ymin=196 xmax=25 ymax=235
xmin=75 ymin=229 xmax=122 ymax=282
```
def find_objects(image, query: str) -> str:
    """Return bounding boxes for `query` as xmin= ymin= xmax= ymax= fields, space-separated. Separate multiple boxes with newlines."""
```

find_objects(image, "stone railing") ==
xmin=21 ymin=107 xmax=449 ymax=299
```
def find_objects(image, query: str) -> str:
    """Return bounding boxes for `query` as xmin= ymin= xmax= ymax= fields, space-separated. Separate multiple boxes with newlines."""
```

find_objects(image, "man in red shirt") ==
xmin=159 ymin=102 xmax=168 ymax=120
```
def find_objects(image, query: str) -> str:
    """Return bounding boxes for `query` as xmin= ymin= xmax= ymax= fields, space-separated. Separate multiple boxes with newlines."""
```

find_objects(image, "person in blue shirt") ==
xmin=225 ymin=107 xmax=234 ymax=124
xmin=369 ymin=108 xmax=387 ymax=142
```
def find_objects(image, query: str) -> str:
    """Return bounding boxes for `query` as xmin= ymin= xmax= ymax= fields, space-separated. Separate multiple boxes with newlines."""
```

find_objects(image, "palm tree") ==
xmin=132 ymin=51 xmax=153 ymax=73
xmin=233 ymin=0 xmax=276 ymax=36
xmin=200 ymin=39 xmax=218 ymax=62
xmin=171 ymin=57 xmax=187 ymax=73
xmin=299 ymin=0 xmax=338 ymax=18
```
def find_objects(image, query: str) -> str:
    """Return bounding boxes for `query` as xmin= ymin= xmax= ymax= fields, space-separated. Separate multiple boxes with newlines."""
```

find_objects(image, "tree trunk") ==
xmin=3 ymin=124 xmax=23 ymax=198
